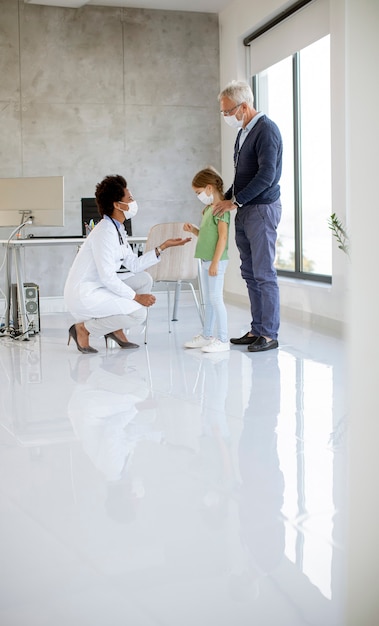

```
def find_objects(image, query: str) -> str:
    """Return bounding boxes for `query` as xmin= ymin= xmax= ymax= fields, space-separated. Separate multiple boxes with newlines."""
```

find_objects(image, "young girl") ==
xmin=183 ymin=166 xmax=230 ymax=353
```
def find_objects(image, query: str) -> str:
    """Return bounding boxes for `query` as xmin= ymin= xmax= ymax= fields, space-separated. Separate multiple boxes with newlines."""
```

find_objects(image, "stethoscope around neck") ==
xmin=110 ymin=217 xmax=125 ymax=246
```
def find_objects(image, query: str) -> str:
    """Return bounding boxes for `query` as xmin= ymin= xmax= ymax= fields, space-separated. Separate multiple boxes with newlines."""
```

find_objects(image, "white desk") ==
xmin=1 ymin=236 xmax=147 ymax=338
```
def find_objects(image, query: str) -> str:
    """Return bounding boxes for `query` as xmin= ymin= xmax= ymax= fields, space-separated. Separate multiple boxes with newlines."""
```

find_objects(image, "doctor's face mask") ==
xmin=118 ymin=200 xmax=139 ymax=219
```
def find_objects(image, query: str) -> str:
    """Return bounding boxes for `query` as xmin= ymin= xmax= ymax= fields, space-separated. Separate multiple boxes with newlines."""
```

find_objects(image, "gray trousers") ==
xmin=84 ymin=271 xmax=153 ymax=337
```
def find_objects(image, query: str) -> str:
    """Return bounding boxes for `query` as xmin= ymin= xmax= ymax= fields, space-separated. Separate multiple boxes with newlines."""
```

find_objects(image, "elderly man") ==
xmin=213 ymin=80 xmax=283 ymax=353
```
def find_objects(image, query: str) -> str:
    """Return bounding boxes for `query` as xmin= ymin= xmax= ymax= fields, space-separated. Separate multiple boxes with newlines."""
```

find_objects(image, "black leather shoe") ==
xmin=230 ymin=332 xmax=259 ymax=345
xmin=247 ymin=336 xmax=279 ymax=352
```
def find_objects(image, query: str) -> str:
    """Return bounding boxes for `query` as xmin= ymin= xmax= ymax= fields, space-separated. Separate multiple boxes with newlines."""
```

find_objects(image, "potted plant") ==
xmin=328 ymin=213 xmax=350 ymax=257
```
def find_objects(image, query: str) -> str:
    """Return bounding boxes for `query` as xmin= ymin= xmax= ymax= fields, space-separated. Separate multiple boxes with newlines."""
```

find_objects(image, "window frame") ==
xmin=253 ymin=49 xmax=332 ymax=285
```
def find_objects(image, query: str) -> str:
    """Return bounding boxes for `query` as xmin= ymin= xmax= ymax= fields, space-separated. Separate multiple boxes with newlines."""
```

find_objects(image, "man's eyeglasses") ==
xmin=220 ymin=103 xmax=242 ymax=116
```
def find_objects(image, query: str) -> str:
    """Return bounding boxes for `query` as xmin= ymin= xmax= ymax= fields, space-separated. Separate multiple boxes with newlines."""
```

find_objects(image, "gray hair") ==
xmin=218 ymin=80 xmax=254 ymax=107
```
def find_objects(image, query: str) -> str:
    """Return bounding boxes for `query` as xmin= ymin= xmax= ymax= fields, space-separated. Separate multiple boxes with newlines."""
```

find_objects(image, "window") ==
xmin=253 ymin=35 xmax=332 ymax=281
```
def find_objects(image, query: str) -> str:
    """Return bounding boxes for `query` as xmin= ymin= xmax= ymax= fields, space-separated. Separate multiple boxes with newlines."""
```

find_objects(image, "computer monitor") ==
xmin=81 ymin=197 xmax=132 ymax=237
xmin=0 ymin=176 xmax=64 ymax=227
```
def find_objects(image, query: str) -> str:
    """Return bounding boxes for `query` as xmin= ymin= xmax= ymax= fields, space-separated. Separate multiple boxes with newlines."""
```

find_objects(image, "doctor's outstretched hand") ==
xmin=159 ymin=237 xmax=192 ymax=250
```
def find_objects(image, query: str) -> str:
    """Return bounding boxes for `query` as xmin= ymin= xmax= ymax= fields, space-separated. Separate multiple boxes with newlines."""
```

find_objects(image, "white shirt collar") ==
xmin=239 ymin=111 xmax=265 ymax=148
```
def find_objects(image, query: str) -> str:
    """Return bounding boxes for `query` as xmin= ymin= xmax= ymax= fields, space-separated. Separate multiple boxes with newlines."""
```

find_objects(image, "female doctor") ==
xmin=64 ymin=174 xmax=191 ymax=354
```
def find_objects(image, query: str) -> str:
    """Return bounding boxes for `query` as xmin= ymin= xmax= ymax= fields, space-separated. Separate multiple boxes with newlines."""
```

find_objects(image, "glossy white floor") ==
xmin=0 ymin=294 xmax=348 ymax=626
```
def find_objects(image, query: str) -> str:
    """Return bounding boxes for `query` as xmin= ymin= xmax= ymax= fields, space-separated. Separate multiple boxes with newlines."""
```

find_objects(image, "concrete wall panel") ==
xmin=19 ymin=4 xmax=124 ymax=104
xmin=0 ymin=0 xmax=220 ymax=299
xmin=0 ymin=104 xmax=22 ymax=178
xmin=122 ymin=9 xmax=219 ymax=107
xmin=0 ymin=0 xmax=20 ymax=101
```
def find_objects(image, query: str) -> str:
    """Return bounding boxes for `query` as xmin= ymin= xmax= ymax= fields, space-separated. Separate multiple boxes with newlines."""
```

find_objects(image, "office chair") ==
xmin=144 ymin=222 xmax=204 ymax=342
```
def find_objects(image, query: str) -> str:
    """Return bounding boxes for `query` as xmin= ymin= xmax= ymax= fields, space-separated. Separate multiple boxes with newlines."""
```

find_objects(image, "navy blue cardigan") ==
xmin=225 ymin=115 xmax=283 ymax=206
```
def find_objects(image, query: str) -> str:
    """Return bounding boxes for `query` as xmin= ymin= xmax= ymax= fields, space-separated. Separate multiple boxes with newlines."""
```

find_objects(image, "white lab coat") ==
xmin=64 ymin=217 xmax=159 ymax=320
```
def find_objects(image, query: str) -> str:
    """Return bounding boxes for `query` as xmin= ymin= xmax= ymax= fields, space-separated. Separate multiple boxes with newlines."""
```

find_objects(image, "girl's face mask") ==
xmin=196 ymin=189 xmax=214 ymax=206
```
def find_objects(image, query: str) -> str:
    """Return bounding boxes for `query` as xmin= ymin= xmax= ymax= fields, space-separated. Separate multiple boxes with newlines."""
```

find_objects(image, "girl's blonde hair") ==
xmin=192 ymin=166 xmax=224 ymax=199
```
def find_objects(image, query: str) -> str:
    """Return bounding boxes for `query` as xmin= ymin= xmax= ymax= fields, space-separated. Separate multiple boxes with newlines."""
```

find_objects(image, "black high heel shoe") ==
xmin=104 ymin=332 xmax=139 ymax=349
xmin=68 ymin=324 xmax=98 ymax=354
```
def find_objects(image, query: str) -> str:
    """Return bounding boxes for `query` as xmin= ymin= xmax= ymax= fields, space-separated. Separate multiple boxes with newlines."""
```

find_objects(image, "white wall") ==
xmin=345 ymin=0 xmax=379 ymax=622
xmin=218 ymin=0 xmax=349 ymax=333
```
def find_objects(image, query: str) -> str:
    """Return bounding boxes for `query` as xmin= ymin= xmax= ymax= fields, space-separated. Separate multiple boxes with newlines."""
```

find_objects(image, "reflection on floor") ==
xmin=0 ymin=297 xmax=348 ymax=625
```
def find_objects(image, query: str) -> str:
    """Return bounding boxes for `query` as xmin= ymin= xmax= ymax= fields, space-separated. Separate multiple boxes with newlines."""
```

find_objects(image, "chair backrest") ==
xmin=144 ymin=222 xmax=198 ymax=282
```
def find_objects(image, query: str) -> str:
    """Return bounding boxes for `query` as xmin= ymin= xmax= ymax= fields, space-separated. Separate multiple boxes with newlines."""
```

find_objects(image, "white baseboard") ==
xmin=39 ymin=297 xmax=67 ymax=314
xmin=224 ymin=291 xmax=345 ymax=337
xmin=3 ymin=291 xmax=344 ymax=336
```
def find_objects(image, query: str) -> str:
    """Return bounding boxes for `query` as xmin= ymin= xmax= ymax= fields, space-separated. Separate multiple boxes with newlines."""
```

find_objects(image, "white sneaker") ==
xmin=201 ymin=339 xmax=230 ymax=353
xmin=184 ymin=334 xmax=214 ymax=349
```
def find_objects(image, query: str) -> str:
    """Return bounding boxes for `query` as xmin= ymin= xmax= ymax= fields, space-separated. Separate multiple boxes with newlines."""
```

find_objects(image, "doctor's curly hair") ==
xmin=95 ymin=174 xmax=127 ymax=217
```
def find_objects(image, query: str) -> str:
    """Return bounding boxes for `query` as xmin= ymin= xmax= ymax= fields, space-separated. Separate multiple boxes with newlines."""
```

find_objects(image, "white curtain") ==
xmin=248 ymin=0 xmax=330 ymax=74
